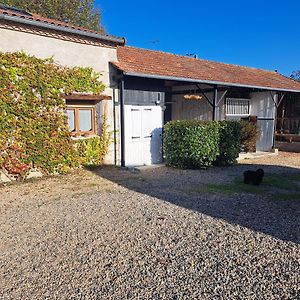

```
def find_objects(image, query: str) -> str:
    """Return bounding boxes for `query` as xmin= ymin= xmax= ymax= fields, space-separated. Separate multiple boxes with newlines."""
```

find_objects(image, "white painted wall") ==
xmin=0 ymin=26 xmax=120 ymax=164
xmin=0 ymin=28 xmax=117 ymax=94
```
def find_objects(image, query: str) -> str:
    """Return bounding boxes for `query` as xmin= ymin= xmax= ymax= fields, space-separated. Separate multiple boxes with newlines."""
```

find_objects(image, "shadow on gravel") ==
xmin=88 ymin=164 xmax=300 ymax=244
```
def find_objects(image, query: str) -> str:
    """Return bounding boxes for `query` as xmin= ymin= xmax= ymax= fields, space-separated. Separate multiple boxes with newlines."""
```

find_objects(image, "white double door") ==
xmin=124 ymin=105 xmax=163 ymax=167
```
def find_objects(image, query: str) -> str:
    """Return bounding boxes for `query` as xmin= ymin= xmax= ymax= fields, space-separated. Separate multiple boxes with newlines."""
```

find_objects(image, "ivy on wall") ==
xmin=76 ymin=116 xmax=112 ymax=166
xmin=0 ymin=51 xmax=109 ymax=176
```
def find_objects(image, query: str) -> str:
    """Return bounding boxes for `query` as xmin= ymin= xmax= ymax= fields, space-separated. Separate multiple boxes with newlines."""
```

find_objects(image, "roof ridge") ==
xmin=121 ymin=45 xmax=278 ymax=75
xmin=0 ymin=4 xmax=32 ymax=16
xmin=0 ymin=5 xmax=125 ymax=42
xmin=280 ymin=72 xmax=300 ymax=84
xmin=0 ymin=6 xmax=103 ymax=34
xmin=115 ymin=46 xmax=300 ymax=92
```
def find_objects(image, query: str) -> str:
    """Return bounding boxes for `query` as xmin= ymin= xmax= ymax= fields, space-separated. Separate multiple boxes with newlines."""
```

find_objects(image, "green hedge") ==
xmin=163 ymin=120 xmax=242 ymax=168
xmin=163 ymin=120 xmax=220 ymax=168
xmin=216 ymin=120 xmax=242 ymax=166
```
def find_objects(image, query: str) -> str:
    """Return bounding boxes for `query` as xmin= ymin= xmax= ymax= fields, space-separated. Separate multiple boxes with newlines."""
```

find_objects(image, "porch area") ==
xmin=275 ymin=92 xmax=300 ymax=152
xmin=165 ymin=81 xmax=278 ymax=152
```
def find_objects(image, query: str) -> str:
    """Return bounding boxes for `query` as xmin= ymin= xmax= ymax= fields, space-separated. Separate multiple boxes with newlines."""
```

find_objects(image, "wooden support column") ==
xmin=270 ymin=91 xmax=285 ymax=149
xmin=212 ymin=86 xmax=218 ymax=121
xmin=272 ymin=92 xmax=278 ymax=149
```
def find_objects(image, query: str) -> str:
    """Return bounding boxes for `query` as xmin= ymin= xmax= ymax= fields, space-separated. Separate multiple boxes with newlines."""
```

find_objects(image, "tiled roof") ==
xmin=0 ymin=5 xmax=125 ymax=45
xmin=113 ymin=46 xmax=300 ymax=92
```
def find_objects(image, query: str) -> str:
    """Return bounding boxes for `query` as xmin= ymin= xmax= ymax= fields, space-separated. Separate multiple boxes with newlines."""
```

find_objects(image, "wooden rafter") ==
xmin=269 ymin=91 xmax=285 ymax=108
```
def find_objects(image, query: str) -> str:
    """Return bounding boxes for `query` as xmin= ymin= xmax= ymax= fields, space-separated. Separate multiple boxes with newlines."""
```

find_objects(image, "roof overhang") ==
xmin=0 ymin=13 xmax=125 ymax=45
xmin=122 ymin=71 xmax=300 ymax=93
xmin=62 ymin=93 xmax=111 ymax=101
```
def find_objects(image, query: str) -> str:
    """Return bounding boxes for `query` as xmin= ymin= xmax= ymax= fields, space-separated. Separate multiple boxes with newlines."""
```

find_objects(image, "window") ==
xmin=66 ymin=106 xmax=96 ymax=137
xmin=226 ymin=98 xmax=250 ymax=116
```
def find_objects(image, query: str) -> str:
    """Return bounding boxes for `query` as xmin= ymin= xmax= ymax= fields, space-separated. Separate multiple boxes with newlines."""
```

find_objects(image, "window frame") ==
xmin=66 ymin=105 xmax=96 ymax=137
xmin=225 ymin=98 xmax=250 ymax=117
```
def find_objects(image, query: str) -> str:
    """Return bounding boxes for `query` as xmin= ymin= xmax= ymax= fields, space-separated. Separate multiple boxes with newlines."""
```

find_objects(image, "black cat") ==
xmin=243 ymin=168 xmax=264 ymax=186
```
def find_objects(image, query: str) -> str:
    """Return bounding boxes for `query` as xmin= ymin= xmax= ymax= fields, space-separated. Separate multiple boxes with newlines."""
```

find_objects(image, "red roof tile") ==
xmin=113 ymin=46 xmax=300 ymax=92
xmin=0 ymin=5 xmax=125 ymax=45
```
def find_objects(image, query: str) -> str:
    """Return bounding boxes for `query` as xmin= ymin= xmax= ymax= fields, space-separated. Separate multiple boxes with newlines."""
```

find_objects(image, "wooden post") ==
xmin=272 ymin=92 xmax=278 ymax=149
xmin=212 ymin=86 xmax=218 ymax=121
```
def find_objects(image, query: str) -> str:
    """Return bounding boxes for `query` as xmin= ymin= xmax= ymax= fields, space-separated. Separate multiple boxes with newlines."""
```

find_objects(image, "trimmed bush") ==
xmin=164 ymin=120 xmax=243 ymax=169
xmin=216 ymin=120 xmax=242 ymax=166
xmin=163 ymin=120 xmax=220 ymax=168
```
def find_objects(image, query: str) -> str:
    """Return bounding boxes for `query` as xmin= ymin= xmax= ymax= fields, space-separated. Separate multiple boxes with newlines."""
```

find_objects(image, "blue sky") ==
xmin=96 ymin=0 xmax=300 ymax=76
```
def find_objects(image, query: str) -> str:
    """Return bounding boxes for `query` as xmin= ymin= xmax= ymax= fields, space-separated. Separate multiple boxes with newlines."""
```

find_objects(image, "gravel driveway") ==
xmin=0 ymin=152 xmax=299 ymax=299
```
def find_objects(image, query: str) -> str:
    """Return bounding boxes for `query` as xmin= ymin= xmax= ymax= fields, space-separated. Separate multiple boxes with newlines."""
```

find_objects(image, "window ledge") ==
xmin=71 ymin=134 xmax=98 ymax=141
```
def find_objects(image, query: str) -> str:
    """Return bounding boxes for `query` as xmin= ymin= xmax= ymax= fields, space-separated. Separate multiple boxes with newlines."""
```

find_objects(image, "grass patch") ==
xmin=263 ymin=175 xmax=300 ymax=190
xmin=180 ymin=179 xmax=264 ymax=195
xmin=189 ymin=172 xmax=300 ymax=197
xmin=282 ymin=173 xmax=300 ymax=182
xmin=272 ymin=193 xmax=300 ymax=201
xmin=205 ymin=180 xmax=264 ymax=194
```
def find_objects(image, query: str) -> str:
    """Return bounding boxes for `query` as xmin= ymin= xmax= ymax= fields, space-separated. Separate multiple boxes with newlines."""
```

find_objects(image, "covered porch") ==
xmin=275 ymin=92 xmax=300 ymax=152
xmin=164 ymin=81 xmax=280 ymax=152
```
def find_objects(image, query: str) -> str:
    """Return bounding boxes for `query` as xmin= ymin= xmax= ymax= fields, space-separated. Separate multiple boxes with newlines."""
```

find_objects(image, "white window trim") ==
xmin=226 ymin=98 xmax=250 ymax=117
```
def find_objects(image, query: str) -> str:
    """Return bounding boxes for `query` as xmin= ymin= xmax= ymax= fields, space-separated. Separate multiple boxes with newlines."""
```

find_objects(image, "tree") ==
xmin=291 ymin=71 xmax=300 ymax=81
xmin=1 ymin=0 xmax=103 ymax=31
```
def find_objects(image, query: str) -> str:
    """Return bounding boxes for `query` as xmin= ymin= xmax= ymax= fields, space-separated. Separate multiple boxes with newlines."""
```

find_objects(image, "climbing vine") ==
xmin=76 ymin=116 xmax=112 ymax=166
xmin=0 ymin=51 xmax=109 ymax=176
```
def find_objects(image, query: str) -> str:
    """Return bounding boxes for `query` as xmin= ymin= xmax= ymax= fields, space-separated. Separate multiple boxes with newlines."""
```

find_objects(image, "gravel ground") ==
xmin=0 ymin=152 xmax=299 ymax=299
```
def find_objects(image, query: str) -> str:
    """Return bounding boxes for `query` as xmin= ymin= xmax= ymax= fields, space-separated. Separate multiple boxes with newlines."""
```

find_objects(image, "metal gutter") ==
xmin=123 ymin=71 xmax=300 ymax=93
xmin=0 ymin=13 xmax=125 ymax=44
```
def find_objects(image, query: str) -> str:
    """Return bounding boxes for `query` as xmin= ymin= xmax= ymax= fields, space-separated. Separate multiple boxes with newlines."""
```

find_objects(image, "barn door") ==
xmin=250 ymin=92 xmax=276 ymax=152
xmin=124 ymin=105 xmax=163 ymax=166
xmin=256 ymin=118 xmax=275 ymax=151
